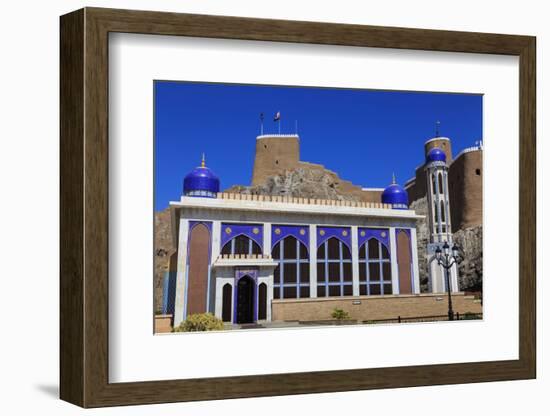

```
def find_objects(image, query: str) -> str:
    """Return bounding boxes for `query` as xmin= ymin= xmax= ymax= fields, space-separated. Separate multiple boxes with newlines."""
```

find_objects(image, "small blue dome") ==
xmin=426 ymin=147 xmax=446 ymax=163
xmin=382 ymin=178 xmax=409 ymax=209
xmin=183 ymin=156 xmax=220 ymax=198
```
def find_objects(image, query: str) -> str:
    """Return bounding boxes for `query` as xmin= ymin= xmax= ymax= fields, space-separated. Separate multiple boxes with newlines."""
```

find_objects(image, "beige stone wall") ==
xmin=272 ymin=293 xmax=481 ymax=322
xmin=405 ymin=166 xmax=427 ymax=203
xmin=448 ymin=150 xmax=483 ymax=231
xmin=154 ymin=314 xmax=173 ymax=333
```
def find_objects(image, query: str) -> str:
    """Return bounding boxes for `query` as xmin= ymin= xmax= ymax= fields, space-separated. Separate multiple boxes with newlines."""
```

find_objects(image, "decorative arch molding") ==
xmin=186 ymin=221 xmax=212 ymax=260
xmin=316 ymin=226 xmax=351 ymax=249
xmin=357 ymin=228 xmax=390 ymax=251
xmin=271 ymin=224 xmax=309 ymax=249
xmin=220 ymin=234 xmax=262 ymax=256
xmin=220 ymin=223 xmax=263 ymax=249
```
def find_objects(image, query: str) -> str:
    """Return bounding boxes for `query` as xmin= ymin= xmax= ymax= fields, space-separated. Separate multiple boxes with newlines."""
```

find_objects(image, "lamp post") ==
xmin=435 ymin=241 xmax=462 ymax=321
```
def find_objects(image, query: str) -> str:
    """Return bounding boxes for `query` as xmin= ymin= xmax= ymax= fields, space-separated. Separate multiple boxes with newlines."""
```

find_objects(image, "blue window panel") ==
xmin=272 ymin=236 xmax=310 ymax=299
xmin=358 ymin=237 xmax=392 ymax=295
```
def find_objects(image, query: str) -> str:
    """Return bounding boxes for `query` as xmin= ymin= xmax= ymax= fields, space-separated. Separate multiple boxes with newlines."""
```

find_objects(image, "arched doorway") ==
xmin=222 ymin=283 xmax=232 ymax=322
xmin=258 ymin=283 xmax=267 ymax=320
xmin=236 ymin=276 xmax=254 ymax=324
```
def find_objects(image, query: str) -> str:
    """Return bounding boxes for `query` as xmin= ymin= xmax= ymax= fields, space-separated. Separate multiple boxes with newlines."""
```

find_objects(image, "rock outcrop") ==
xmin=409 ymin=196 xmax=482 ymax=292
xmin=226 ymin=166 xmax=365 ymax=202
xmin=154 ymin=208 xmax=175 ymax=312
xmin=453 ymin=226 xmax=483 ymax=291
xmin=409 ymin=197 xmax=430 ymax=291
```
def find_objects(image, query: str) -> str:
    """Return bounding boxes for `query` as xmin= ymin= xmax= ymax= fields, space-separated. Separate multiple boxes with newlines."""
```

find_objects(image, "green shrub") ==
xmin=331 ymin=308 xmax=350 ymax=320
xmin=173 ymin=313 xmax=225 ymax=332
xmin=461 ymin=312 xmax=481 ymax=320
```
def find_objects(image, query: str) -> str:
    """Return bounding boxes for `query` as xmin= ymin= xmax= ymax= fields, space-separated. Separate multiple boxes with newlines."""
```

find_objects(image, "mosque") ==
xmin=159 ymin=130 xmax=482 ymax=329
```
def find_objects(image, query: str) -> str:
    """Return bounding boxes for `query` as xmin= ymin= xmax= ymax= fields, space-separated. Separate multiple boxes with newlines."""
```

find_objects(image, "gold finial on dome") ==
xmin=201 ymin=153 xmax=206 ymax=168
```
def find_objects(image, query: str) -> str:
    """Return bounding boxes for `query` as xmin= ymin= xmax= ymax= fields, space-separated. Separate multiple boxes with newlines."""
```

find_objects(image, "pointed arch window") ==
xmin=316 ymin=237 xmax=353 ymax=297
xmin=440 ymin=200 xmax=446 ymax=222
xmin=221 ymin=234 xmax=262 ymax=256
xmin=438 ymin=172 xmax=444 ymax=194
xmin=358 ymin=238 xmax=392 ymax=295
xmin=272 ymin=236 xmax=309 ymax=299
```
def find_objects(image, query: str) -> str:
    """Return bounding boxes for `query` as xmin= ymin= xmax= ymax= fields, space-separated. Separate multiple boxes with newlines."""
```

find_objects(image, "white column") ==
xmin=214 ymin=278 xmax=224 ymax=320
xmin=258 ymin=269 xmax=273 ymax=322
xmin=410 ymin=228 xmax=421 ymax=294
xmin=266 ymin=277 xmax=273 ymax=322
xmin=429 ymin=259 xmax=444 ymax=293
xmin=173 ymin=216 xmax=189 ymax=327
xmin=351 ymin=226 xmax=360 ymax=296
xmin=451 ymin=263 xmax=459 ymax=292
xmin=434 ymin=169 xmax=443 ymax=240
xmin=263 ymin=222 xmax=271 ymax=256
xmin=389 ymin=227 xmax=400 ymax=294
xmin=443 ymin=170 xmax=452 ymax=240
xmin=309 ymin=224 xmax=317 ymax=297
xmin=427 ymin=171 xmax=436 ymax=242
xmin=211 ymin=220 xmax=221 ymax=264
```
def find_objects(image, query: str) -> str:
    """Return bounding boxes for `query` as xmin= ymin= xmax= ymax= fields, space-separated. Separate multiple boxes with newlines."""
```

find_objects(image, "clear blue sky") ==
xmin=154 ymin=81 xmax=482 ymax=211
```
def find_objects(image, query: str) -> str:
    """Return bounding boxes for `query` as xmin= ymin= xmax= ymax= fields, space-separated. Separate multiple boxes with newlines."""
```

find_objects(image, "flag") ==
xmin=273 ymin=111 xmax=280 ymax=121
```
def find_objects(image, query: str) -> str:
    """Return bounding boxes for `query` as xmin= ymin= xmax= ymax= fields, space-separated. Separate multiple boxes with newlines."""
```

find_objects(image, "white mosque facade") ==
xmin=160 ymin=137 xmax=466 ymax=327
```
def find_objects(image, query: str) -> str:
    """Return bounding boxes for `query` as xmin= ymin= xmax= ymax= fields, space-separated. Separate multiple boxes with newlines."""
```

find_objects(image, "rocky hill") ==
xmin=226 ymin=166 xmax=363 ymax=201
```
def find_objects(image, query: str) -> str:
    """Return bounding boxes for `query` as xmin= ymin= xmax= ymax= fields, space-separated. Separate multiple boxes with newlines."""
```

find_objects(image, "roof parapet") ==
xmin=215 ymin=192 xmax=393 ymax=210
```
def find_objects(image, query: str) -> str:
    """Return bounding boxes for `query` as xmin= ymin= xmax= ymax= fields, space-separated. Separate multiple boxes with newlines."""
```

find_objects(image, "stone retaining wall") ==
xmin=272 ymin=293 xmax=481 ymax=322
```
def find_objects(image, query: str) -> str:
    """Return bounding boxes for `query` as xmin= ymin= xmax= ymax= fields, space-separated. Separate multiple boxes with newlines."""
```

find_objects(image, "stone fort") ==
xmin=250 ymin=133 xmax=482 ymax=231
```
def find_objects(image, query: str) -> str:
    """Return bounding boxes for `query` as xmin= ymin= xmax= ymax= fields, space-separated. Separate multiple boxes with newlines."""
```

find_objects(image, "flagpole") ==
xmin=260 ymin=113 xmax=264 ymax=135
xmin=278 ymin=118 xmax=281 ymax=134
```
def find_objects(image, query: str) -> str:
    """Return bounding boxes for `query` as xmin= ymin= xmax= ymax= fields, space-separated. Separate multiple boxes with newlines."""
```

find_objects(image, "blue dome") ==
xmin=382 ymin=179 xmax=409 ymax=209
xmin=183 ymin=157 xmax=220 ymax=198
xmin=426 ymin=147 xmax=446 ymax=163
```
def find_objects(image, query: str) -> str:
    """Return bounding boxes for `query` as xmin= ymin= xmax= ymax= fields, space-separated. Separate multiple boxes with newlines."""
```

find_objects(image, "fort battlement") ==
xmin=256 ymin=134 xmax=299 ymax=139
xmin=216 ymin=192 xmax=393 ymax=210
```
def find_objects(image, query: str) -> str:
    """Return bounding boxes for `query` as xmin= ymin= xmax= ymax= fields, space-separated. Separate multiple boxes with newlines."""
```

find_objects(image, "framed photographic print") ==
xmin=60 ymin=7 xmax=536 ymax=408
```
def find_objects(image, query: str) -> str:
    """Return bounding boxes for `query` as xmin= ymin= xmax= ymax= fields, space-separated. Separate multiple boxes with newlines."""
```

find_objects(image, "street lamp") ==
xmin=435 ymin=241 xmax=462 ymax=321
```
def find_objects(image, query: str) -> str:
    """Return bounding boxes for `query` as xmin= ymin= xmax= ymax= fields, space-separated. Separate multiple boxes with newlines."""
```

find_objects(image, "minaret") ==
xmin=424 ymin=124 xmax=458 ymax=293
xmin=425 ymin=147 xmax=452 ymax=244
